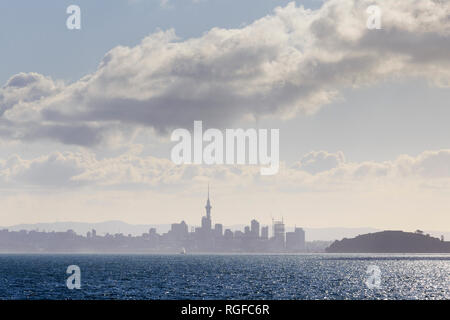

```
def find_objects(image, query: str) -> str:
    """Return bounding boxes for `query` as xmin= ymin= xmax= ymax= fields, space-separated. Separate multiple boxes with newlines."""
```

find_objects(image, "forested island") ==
xmin=326 ymin=230 xmax=450 ymax=253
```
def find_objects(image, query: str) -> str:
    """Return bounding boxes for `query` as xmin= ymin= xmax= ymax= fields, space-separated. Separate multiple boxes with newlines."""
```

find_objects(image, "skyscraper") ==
xmin=272 ymin=218 xmax=285 ymax=249
xmin=251 ymin=219 xmax=260 ymax=238
xmin=286 ymin=227 xmax=306 ymax=252
xmin=214 ymin=224 xmax=223 ymax=237
xmin=202 ymin=184 xmax=212 ymax=231
xmin=205 ymin=183 xmax=212 ymax=220
xmin=261 ymin=226 xmax=269 ymax=240
xmin=170 ymin=221 xmax=188 ymax=241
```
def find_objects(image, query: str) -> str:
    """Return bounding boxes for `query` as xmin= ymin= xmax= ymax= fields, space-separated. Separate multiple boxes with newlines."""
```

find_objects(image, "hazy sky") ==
xmin=0 ymin=0 xmax=449 ymax=231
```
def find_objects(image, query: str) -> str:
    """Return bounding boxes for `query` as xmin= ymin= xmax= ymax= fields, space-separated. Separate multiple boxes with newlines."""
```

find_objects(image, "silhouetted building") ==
xmin=224 ymin=229 xmax=233 ymax=240
xmin=214 ymin=224 xmax=223 ymax=237
xmin=234 ymin=231 xmax=244 ymax=239
xmin=251 ymin=219 xmax=260 ymax=239
xmin=196 ymin=185 xmax=215 ymax=251
xmin=170 ymin=221 xmax=188 ymax=240
xmin=0 ymin=186 xmax=315 ymax=253
xmin=201 ymin=185 xmax=212 ymax=233
xmin=286 ymin=227 xmax=306 ymax=252
xmin=272 ymin=219 xmax=285 ymax=249
xmin=261 ymin=226 xmax=269 ymax=240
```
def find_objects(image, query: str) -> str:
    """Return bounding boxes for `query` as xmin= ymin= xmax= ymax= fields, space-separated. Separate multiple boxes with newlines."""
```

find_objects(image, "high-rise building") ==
xmin=261 ymin=226 xmax=269 ymax=240
xmin=234 ymin=230 xmax=244 ymax=239
xmin=202 ymin=184 xmax=212 ymax=231
xmin=286 ymin=227 xmax=306 ymax=252
xmin=170 ymin=221 xmax=188 ymax=240
xmin=251 ymin=219 xmax=260 ymax=238
xmin=224 ymin=229 xmax=233 ymax=240
xmin=201 ymin=216 xmax=211 ymax=231
xmin=272 ymin=219 xmax=285 ymax=249
xmin=214 ymin=224 xmax=223 ymax=237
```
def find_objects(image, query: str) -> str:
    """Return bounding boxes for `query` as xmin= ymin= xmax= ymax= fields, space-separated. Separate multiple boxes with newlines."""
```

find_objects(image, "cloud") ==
xmin=0 ymin=73 xmax=63 ymax=117
xmin=1 ymin=0 xmax=449 ymax=146
xmin=2 ymin=149 xmax=450 ymax=192
xmin=292 ymin=151 xmax=345 ymax=174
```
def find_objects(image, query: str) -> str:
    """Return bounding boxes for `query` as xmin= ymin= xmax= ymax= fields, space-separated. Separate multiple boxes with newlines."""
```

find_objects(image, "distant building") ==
xmin=214 ymin=224 xmax=223 ymax=237
xmin=196 ymin=185 xmax=215 ymax=251
xmin=286 ymin=228 xmax=306 ymax=252
xmin=0 ymin=185 xmax=313 ymax=254
xmin=170 ymin=221 xmax=188 ymax=240
xmin=224 ymin=229 xmax=233 ymax=240
xmin=261 ymin=226 xmax=269 ymax=240
xmin=234 ymin=230 xmax=244 ymax=239
xmin=201 ymin=184 xmax=212 ymax=232
xmin=272 ymin=219 xmax=285 ymax=249
xmin=195 ymin=227 xmax=202 ymax=234
xmin=251 ymin=219 xmax=260 ymax=239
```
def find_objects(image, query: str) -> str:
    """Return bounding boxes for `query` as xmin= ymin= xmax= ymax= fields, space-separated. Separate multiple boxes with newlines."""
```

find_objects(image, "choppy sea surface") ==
xmin=0 ymin=254 xmax=448 ymax=300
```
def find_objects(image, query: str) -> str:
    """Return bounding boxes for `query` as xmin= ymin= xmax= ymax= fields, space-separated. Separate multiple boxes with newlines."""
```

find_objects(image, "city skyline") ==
xmin=0 ymin=186 xmax=308 ymax=253
xmin=2 ymin=183 xmax=448 ymax=238
xmin=2 ymin=185 xmax=448 ymax=253
xmin=1 ymin=187 xmax=447 ymax=254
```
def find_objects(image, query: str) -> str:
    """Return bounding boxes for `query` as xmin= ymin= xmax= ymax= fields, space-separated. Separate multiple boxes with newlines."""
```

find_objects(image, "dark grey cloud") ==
xmin=6 ymin=73 xmax=42 ymax=88
xmin=0 ymin=72 xmax=62 ymax=117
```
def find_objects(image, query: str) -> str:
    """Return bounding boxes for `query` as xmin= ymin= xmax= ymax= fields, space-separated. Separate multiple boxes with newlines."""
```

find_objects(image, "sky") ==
xmin=0 ymin=0 xmax=449 ymax=231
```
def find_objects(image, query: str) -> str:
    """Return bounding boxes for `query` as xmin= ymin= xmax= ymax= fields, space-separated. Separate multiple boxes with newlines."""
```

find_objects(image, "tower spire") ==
xmin=205 ymin=183 xmax=212 ymax=219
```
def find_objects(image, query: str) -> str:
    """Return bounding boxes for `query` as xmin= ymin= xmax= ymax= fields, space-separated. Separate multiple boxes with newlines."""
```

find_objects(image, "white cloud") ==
xmin=0 ymin=0 xmax=449 ymax=147
xmin=292 ymin=151 xmax=345 ymax=174
xmin=1 ymin=148 xmax=450 ymax=229
xmin=1 ymin=149 xmax=450 ymax=193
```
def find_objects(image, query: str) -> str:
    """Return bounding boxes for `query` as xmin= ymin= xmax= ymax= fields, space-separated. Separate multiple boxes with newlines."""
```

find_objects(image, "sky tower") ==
xmin=202 ymin=184 xmax=212 ymax=231
xmin=205 ymin=183 xmax=212 ymax=220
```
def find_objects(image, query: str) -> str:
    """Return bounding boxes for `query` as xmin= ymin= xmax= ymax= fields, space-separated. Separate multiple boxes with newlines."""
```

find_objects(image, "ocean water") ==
xmin=0 ymin=254 xmax=448 ymax=300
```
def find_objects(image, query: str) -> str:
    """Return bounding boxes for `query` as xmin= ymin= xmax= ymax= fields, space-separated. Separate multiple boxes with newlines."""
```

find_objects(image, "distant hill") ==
xmin=326 ymin=231 xmax=450 ymax=253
